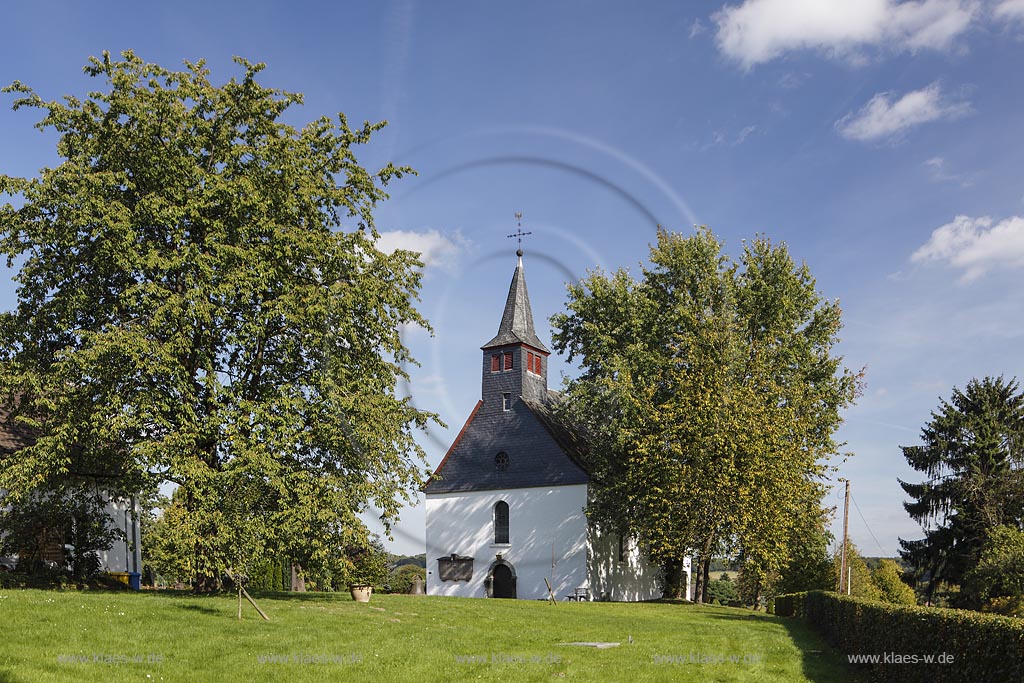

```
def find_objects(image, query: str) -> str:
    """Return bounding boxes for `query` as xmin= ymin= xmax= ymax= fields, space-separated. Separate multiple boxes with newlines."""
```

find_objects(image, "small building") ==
xmin=0 ymin=408 xmax=141 ymax=578
xmin=424 ymin=249 xmax=688 ymax=600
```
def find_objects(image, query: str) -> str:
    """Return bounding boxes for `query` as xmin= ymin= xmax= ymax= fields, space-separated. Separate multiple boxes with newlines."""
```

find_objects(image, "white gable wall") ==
xmin=426 ymin=484 xmax=588 ymax=600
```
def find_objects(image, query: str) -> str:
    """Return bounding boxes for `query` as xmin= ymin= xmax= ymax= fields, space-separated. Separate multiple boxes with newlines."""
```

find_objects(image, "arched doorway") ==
xmin=493 ymin=564 xmax=515 ymax=598
xmin=485 ymin=558 xmax=517 ymax=599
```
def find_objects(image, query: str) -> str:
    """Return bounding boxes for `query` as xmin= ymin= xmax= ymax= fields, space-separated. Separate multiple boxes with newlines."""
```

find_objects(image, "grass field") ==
xmin=0 ymin=589 xmax=859 ymax=682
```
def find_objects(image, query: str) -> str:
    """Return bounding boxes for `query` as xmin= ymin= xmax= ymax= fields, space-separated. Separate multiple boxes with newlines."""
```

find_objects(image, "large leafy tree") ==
xmin=961 ymin=525 xmax=1024 ymax=614
xmin=0 ymin=52 xmax=436 ymax=589
xmin=551 ymin=228 xmax=859 ymax=601
xmin=898 ymin=376 xmax=1024 ymax=600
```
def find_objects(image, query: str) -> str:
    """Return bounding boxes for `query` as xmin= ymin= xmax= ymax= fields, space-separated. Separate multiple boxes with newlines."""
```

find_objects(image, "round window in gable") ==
xmin=495 ymin=451 xmax=509 ymax=472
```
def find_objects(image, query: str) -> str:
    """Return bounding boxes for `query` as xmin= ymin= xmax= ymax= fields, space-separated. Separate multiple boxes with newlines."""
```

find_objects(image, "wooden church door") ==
xmin=492 ymin=563 xmax=516 ymax=599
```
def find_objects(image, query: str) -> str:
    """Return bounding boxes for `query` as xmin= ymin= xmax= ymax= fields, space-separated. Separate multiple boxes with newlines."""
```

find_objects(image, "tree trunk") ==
xmin=291 ymin=562 xmax=306 ymax=592
xmin=693 ymin=536 xmax=714 ymax=604
xmin=192 ymin=573 xmax=220 ymax=593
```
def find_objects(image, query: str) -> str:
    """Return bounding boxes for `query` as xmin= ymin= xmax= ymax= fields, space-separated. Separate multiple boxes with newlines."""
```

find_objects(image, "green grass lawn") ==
xmin=0 ymin=589 xmax=858 ymax=682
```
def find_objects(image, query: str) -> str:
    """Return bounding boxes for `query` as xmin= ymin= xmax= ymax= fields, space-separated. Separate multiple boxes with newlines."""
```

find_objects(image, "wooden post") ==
xmin=237 ymin=585 xmax=242 ymax=620
xmin=839 ymin=478 xmax=850 ymax=594
xmin=544 ymin=577 xmax=557 ymax=605
xmin=241 ymin=585 xmax=270 ymax=621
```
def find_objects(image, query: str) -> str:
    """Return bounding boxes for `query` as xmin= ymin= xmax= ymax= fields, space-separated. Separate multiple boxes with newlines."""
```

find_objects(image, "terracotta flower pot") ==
xmin=350 ymin=584 xmax=373 ymax=603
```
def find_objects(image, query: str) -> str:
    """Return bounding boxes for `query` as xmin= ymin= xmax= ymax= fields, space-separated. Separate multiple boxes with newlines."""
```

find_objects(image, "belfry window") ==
xmin=526 ymin=352 xmax=543 ymax=375
xmin=492 ymin=352 xmax=514 ymax=372
xmin=494 ymin=501 xmax=510 ymax=544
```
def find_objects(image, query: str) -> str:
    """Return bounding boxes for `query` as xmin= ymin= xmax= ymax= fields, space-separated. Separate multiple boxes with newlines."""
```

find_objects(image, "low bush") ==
xmin=387 ymin=564 xmax=426 ymax=594
xmin=774 ymin=590 xmax=1024 ymax=683
xmin=0 ymin=570 xmax=129 ymax=591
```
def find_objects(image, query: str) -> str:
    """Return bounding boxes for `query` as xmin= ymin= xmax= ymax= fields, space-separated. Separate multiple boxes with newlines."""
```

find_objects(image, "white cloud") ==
xmin=911 ymin=214 xmax=1024 ymax=282
xmin=778 ymin=71 xmax=809 ymax=89
xmin=994 ymin=0 xmax=1024 ymax=20
xmin=703 ymin=124 xmax=760 ymax=150
xmin=735 ymin=124 xmax=759 ymax=144
xmin=923 ymin=156 xmax=973 ymax=186
xmin=689 ymin=18 xmax=706 ymax=39
xmin=374 ymin=229 xmax=469 ymax=273
xmin=835 ymin=83 xmax=970 ymax=141
xmin=714 ymin=0 xmax=979 ymax=68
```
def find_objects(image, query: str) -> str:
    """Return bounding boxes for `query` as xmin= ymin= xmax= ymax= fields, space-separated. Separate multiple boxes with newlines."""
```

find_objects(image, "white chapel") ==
xmin=424 ymin=248 xmax=687 ymax=601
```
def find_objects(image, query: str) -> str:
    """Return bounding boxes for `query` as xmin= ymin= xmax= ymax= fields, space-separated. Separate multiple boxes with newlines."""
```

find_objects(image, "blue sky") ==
xmin=1 ymin=1 xmax=1023 ymax=558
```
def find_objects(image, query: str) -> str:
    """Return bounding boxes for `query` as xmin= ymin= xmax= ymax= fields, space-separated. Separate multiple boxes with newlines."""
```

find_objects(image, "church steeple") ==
xmin=480 ymin=244 xmax=551 ymax=408
xmin=481 ymin=251 xmax=549 ymax=353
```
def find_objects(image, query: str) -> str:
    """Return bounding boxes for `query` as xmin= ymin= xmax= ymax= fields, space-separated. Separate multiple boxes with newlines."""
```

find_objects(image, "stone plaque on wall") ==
xmin=437 ymin=554 xmax=473 ymax=581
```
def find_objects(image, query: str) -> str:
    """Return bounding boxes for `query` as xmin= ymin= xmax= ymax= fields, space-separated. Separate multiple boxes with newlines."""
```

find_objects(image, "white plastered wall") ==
xmin=587 ymin=523 xmax=684 ymax=601
xmin=97 ymin=496 xmax=142 ymax=574
xmin=425 ymin=484 xmax=588 ymax=600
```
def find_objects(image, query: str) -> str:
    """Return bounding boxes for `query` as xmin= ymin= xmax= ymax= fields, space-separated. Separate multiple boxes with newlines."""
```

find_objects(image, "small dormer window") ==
xmin=495 ymin=451 xmax=509 ymax=471
xmin=502 ymin=393 xmax=512 ymax=411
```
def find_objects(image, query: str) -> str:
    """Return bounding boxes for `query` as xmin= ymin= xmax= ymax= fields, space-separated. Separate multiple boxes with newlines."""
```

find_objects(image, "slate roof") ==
xmin=481 ymin=256 xmax=550 ymax=353
xmin=423 ymin=396 xmax=589 ymax=493
xmin=0 ymin=405 xmax=35 ymax=455
xmin=425 ymin=252 xmax=587 ymax=494
xmin=521 ymin=396 xmax=589 ymax=473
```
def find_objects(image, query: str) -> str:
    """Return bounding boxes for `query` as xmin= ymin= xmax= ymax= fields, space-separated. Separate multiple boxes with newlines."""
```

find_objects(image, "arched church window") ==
xmin=495 ymin=451 xmax=509 ymax=471
xmin=494 ymin=501 xmax=509 ymax=544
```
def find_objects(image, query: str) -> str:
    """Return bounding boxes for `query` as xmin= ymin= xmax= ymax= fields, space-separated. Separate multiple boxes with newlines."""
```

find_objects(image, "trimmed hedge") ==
xmin=774 ymin=590 xmax=1024 ymax=683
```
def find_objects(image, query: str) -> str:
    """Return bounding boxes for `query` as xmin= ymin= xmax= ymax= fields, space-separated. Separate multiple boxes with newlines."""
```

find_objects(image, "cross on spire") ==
xmin=508 ymin=212 xmax=532 ymax=257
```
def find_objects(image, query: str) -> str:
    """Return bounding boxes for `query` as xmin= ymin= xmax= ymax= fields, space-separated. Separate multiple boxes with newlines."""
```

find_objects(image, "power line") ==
xmin=850 ymin=493 xmax=887 ymax=556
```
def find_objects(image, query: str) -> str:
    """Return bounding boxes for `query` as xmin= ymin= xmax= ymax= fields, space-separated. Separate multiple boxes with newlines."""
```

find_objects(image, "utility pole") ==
xmin=839 ymin=478 xmax=850 ymax=595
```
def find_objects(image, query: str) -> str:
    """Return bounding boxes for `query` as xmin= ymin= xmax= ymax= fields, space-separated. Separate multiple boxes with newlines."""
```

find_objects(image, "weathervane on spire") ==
xmin=508 ymin=212 xmax=532 ymax=258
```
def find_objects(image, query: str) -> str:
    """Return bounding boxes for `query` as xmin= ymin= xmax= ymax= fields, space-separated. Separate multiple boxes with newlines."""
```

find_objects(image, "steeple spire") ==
xmin=481 ymin=254 xmax=549 ymax=352
xmin=482 ymin=217 xmax=548 ymax=352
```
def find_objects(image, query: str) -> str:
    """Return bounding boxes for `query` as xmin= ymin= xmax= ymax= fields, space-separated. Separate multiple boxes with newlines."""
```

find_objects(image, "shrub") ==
xmin=706 ymin=575 xmax=739 ymax=605
xmin=774 ymin=590 xmax=1024 ymax=683
xmin=833 ymin=542 xmax=881 ymax=601
xmin=247 ymin=557 xmax=288 ymax=592
xmin=388 ymin=564 xmax=425 ymax=594
xmin=871 ymin=559 xmax=917 ymax=606
xmin=962 ymin=526 xmax=1024 ymax=610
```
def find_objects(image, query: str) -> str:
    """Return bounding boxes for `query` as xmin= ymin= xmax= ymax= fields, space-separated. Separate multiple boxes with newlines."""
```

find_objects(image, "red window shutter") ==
xmin=491 ymin=355 xmax=500 ymax=372
xmin=526 ymin=352 xmax=533 ymax=373
xmin=504 ymin=352 xmax=513 ymax=370
xmin=535 ymin=354 xmax=542 ymax=374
